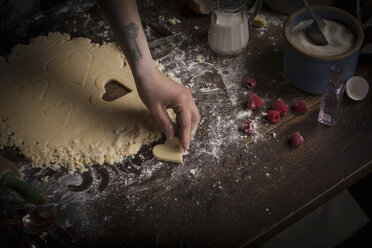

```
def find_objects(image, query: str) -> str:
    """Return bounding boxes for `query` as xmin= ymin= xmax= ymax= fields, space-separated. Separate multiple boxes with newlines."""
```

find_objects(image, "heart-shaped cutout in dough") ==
xmin=102 ymin=80 xmax=132 ymax=102
xmin=19 ymin=79 xmax=49 ymax=102
xmin=153 ymin=137 xmax=183 ymax=163
xmin=46 ymin=51 xmax=92 ymax=88
xmin=44 ymin=102 xmax=74 ymax=126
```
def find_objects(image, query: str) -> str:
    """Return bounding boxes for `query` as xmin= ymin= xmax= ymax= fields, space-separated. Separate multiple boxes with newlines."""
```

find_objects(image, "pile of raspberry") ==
xmin=241 ymin=77 xmax=307 ymax=147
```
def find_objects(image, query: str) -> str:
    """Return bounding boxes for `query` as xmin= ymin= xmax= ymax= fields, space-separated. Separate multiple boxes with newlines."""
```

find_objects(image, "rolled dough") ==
xmin=0 ymin=33 xmax=172 ymax=172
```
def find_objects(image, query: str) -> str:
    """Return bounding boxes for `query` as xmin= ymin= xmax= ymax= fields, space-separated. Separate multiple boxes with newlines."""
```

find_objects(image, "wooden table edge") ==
xmin=240 ymin=159 xmax=372 ymax=248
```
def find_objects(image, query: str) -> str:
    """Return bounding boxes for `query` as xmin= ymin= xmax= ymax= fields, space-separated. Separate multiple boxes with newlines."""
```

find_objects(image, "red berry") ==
xmin=292 ymin=100 xmax=307 ymax=113
xmin=244 ymin=78 xmax=256 ymax=89
xmin=267 ymin=110 xmax=280 ymax=123
xmin=290 ymin=131 xmax=304 ymax=147
xmin=271 ymin=98 xmax=288 ymax=115
xmin=247 ymin=93 xmax=264 ymax=110
xmin=241 ymin=120 xmax=255 ymax=135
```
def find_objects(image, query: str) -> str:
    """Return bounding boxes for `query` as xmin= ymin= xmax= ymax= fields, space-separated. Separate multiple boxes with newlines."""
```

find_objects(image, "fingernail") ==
xmin=191 ymin=125 xmax=198 ymax=140
xmin=164 ymin=126 xmax=174 ymax=139
xmin=166 ymin=132 xmax=173 ymax=140
xmin=190 ymin=129 xmax=196 ymax=141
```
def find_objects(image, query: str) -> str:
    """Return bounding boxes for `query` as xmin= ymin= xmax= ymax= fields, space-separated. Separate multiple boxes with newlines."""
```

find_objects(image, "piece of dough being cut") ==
xmin=0 ymin=33 xmax=176 ymax=173
xmin=152 ymin=137 xmax=183 ymax=163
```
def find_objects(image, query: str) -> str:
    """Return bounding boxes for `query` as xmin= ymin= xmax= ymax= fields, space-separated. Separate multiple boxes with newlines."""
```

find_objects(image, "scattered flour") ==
xmin=0 ymin=1 xmax=281 ymax=241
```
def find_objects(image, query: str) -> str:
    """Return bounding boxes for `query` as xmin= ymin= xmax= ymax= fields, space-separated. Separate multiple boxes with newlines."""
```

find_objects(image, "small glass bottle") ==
xmin=318 ymin=65 xmax=345 ymax=126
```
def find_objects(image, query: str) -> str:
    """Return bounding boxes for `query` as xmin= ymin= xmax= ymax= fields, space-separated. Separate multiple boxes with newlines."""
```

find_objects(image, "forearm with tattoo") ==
xmin=98 ymin=0 xmax=155 ymax=79
xmin=122 ymin=22 xmax=142 ymax=62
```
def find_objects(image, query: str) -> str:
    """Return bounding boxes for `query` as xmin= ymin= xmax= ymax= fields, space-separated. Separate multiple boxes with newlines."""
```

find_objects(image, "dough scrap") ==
xmin=195 ymin=56 xmax=205 ymax=63
xmin=252 ymin=14 xmax=267 ymax=28
xmin=168 ymin=17 xmax=181 ymax=25
xmin=152 ymin=137 xmax=183 ymax=163
xmin=0 ymin=33 xmax=168 ymax=173
xmin=165 ymin=71 xmax=181 ymax=83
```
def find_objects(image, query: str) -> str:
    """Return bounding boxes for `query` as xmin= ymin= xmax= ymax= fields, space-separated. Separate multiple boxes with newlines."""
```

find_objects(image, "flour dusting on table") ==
xmin=0 ymin=0 xmax=286 ymax=241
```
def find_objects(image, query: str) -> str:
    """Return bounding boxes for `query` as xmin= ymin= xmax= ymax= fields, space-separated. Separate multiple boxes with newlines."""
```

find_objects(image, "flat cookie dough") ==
xmin=0 ymin=33 xmax=166 ymax=172
xmin=152 ymin=137 xmax=183 ymax=163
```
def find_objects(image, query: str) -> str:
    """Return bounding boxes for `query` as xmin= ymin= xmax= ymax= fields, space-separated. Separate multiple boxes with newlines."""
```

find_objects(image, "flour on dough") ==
xmin=0 ymin=32 xmax=173 ymax=172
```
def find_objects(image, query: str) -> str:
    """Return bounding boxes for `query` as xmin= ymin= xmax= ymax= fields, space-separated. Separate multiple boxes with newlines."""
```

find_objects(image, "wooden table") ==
xmin=0 ymin=1 xmax=371 ymax=247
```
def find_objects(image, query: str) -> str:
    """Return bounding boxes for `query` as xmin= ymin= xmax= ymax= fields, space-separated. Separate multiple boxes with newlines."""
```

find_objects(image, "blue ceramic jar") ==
xmin=283 ymin=6 xmax=364 ymax=95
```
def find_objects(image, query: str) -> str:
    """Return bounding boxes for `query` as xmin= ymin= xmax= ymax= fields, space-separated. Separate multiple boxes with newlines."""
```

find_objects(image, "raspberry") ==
xmin=267 ymin=110 xmax=280 ymax=123
xmin=244 ymin=78 xmax=256 ymax=89
xmin=271 ymin=98 xmax=288 ymax=115
xmin=241 ymin=120 xmax=255 ymax=135
xmin=292 ymin=100 xmax=307 ymax=113
xmin=247 ymin=93 xmax=264 ymax=110
xmin=290 ymin=131 xmax=304 ymax=147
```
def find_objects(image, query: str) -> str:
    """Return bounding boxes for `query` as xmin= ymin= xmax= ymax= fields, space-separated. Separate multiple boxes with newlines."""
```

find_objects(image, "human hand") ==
xmin=135 ymin=68 xmax=200 ymax=150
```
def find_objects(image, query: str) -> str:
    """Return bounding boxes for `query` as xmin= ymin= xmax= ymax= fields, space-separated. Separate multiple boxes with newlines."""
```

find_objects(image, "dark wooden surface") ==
xmin=0 ymin=1 xmax=371 ymax=247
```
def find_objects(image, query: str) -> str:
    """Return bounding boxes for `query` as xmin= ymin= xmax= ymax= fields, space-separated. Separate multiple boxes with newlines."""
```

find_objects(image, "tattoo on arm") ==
xmin=123 ymin=23 xmax=142 ymax=62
